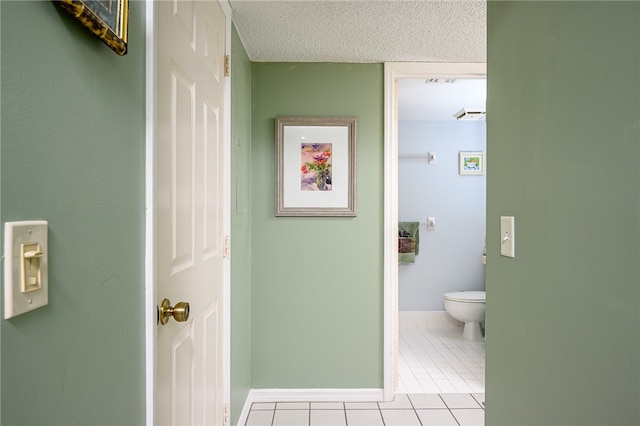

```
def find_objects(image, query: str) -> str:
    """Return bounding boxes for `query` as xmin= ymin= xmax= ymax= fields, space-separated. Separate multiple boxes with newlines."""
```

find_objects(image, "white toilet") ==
xmin=443 ymin=291 xmax=486 ymax=341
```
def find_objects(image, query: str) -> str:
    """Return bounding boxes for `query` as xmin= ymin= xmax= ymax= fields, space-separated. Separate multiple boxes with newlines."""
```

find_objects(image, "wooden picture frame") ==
xmin=54 ymin=0 xmax=129 ymax=56
xmin=275 ymin=117 xmax=357 ymax=217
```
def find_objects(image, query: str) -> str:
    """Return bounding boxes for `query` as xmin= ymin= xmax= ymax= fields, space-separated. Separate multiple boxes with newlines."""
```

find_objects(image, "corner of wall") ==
xmin=230 ymin=22 xmax=253 ymax=426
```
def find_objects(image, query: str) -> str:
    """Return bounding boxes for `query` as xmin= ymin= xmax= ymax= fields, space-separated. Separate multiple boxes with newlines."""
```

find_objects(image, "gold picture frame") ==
xmin=275 ymin=116 xmax=357 ymax=217
xmin=54 ymin=0 xmax=129 ymax=56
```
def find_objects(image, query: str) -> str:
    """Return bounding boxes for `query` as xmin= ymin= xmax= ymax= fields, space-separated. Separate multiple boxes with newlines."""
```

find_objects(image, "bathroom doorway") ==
xmin=383 ymin=63 xmax=487 ymax=399
xmin=397 ymin=77 xmax=486 ymax=394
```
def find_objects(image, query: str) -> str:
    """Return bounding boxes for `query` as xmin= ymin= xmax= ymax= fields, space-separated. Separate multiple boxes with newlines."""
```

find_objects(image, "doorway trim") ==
xmin=144 ymin=1 xmax=232 ymax=423
xmin=383 ymin=62 xmax=487 ymax=400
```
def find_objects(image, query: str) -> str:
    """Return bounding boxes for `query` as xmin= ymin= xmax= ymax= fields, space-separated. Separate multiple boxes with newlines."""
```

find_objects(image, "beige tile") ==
xmin=415 ymin=409 xmax=459 ymax=426
xmin=451 ymin=408 xmax=485 ymax=426
xmin=273 ymin=409 xmax=309 ymax=426
xmin=252 ymin=402 xmax=276 ymax=410
xmin=434 ymin=380 xmax=457 ymax=393
xmin=378 ymin=394 xmax=413 ymax=409
xmin=408 ymin=394 xmax=446 ymax=409
xmin=245 ymin=409 xmax=274 ymax=426
xmin=440 ymin=393 xmax=483 ymax=409
xmin=380 ymin=409 xmax=421 ymax=426
xmin=310 ymin=410 xmax=346 ymax=426
xmin=310 ymin=402 xmax=344 ymax=410
xmin=345 ymin=409 xmax=384 ymax=426
xmin=471 ymin=393 xmax=485 ymax=407
xmin=276 ymin=402 xmax=310 ymax=410
xmin=344 ymin=402 xmax=379 ymax=410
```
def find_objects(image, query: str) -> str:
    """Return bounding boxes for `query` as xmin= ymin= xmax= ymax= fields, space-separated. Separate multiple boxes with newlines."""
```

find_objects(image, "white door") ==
xmin=156 ymin=1 xmax=228 ymax=425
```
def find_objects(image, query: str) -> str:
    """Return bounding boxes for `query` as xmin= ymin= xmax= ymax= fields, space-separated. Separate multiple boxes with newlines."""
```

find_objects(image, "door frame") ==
xmin=144 ymin=1 xmax=232 ymax=423
xmin=383 ymin=62 xmax=486 ymax=400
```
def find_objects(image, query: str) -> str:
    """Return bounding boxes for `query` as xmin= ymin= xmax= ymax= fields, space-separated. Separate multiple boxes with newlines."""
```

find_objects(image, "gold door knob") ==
xmin=159 ymin=298 xmax=190 ymax=325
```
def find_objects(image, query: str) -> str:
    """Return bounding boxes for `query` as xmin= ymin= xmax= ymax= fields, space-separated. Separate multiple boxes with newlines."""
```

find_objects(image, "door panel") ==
xmin=170 ymin=68 xmax=195 ymax=273
xmin=156 ymin=1 xmax=227 ymax=425
xmin=171 ymin=325 xmax=194 ymax=425
xmin=203 ymin=98 xmax=220 ymax=259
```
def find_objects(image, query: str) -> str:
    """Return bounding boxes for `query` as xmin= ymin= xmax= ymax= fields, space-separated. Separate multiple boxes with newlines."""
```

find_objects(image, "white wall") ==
xmin=398 ymin=121 xmax=486 ymax=311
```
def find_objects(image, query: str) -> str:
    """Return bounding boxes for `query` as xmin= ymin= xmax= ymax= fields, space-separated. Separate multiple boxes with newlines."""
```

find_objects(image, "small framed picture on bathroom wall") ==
xmin=459 ymin=151 xmax=485 ymax=175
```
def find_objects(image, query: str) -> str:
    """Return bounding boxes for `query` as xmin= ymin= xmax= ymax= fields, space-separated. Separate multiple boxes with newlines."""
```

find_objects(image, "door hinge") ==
xmin=223 ymin=403 xmax=230 ymax=425
xmin=224 ymin=54 xmax=230 ymax=77
xmin=223 ymin=235 xmax=230 ymax=258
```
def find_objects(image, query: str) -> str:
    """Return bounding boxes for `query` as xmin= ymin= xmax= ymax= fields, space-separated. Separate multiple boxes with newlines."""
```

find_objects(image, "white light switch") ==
xmin=500 ymin=216 xmax=515 ymax=258
xmin=427 ymin=217 xmax=436 ymax=230
xmin=4 ymin=221 xmax=48 ymax=319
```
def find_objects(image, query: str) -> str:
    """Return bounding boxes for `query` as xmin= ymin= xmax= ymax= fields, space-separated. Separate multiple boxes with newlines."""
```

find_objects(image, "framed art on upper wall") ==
xmin=54 ymin=0 xmax=129 ymax=56
xmin=275 ymin=116 xmax=357 ymax=217
xmin=459 ymin=151 xmax=485 ymax=175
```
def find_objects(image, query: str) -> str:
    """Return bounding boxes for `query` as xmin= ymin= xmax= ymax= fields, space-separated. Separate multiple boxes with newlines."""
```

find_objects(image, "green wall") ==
xmin=485 ymin=2 xmax=640 ymax=424
xmin=250 ymin=63 xmax=384 ymax=388
xmin=230 ymin=24 xmax=252 ymax=425
xmin=1 ymin=1 xmax=146 ymax=424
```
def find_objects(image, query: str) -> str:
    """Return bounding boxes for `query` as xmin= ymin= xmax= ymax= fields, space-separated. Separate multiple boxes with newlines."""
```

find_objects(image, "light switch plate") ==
xmin=428 ymin=152 xmax=436 ymax=165
xmin=500 ymin=216 xmax=515 ymax=258
xmin=4 ymin=221 xmax=48 ymax=319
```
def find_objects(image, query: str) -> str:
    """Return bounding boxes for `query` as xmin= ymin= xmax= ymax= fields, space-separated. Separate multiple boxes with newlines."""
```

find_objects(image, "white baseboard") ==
xmin=399 ymin=310 xmax=462 ymax=330
xmin=237 ymin=388 xmax=384 ymax=426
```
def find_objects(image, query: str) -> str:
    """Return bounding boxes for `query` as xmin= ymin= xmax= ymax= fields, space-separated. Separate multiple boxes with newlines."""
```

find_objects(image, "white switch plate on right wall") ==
xmin=500 ymin=216 xmax=515 ymax=258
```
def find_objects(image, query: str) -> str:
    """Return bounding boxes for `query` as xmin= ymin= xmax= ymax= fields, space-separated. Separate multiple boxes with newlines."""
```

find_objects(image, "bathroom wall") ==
xmin=486 ymin=2 xmax=640 ymax=424
xmin=1 ymin=1 xmax=146 ymax=424
xmin=398 ymin=121 xmax=486 ymax=311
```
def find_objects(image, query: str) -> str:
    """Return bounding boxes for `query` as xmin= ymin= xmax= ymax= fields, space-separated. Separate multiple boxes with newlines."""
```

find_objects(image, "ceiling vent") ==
xmin=425 ymin=78 xmax=457 ymax=84
xmin=453 ymin=108 xmax=486 ymax=121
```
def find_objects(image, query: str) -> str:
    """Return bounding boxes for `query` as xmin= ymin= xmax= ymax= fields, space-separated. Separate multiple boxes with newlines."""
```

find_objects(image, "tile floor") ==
xmin=244 ymin=329 xmax=486 ymax=426
xmin=244 ymin=393 xmax=485 ymax=426
xmin=397 ymin=328 xmax=485 ymax=394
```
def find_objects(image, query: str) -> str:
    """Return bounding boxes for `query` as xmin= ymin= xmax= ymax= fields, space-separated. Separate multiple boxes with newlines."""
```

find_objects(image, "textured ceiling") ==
xmin=229 ymin=0 xmax=487 ymax=121
xmin=229 ymin=0 xmax=487 ymax=63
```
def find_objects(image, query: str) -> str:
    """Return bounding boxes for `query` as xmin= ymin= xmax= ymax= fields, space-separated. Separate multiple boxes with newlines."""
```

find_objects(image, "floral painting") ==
xmin=275 ymin=116 xmax=356 ymax=216
xmin=301 ymin=143 xmax=332 ymax=191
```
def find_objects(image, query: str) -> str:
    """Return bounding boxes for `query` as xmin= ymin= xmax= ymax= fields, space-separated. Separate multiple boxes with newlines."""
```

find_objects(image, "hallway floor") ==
xmin=244 ymin=393 xmax=484 ymax=426
xmin=244 ymin=328 xmax=486 ymax=425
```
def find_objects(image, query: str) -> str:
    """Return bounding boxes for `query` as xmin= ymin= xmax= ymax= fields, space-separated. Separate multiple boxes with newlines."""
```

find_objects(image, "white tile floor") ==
xmin=245 ymin=393 xmax=485 ymax=426
xmin=244 ymin=328 xmax=486 ymax=426
xmin=397 ymin=328 xmax=485 ymax=394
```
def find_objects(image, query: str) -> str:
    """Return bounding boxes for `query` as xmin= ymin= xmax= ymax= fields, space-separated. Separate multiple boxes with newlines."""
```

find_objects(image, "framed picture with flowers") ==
xmin=275 ymin=116 xmax=357 ymax=216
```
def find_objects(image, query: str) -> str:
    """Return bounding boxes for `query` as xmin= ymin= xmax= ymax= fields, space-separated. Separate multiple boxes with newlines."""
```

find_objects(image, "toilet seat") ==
xmin=444 ymin=291 xmax=485 ymax=303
